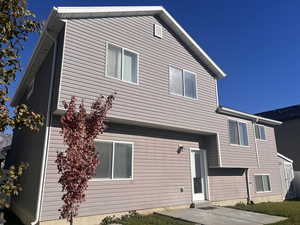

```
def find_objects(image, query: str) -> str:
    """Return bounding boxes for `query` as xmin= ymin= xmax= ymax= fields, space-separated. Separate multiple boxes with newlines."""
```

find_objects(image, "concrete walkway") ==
xmin=158 ymin=207 xmax=286 ymax=225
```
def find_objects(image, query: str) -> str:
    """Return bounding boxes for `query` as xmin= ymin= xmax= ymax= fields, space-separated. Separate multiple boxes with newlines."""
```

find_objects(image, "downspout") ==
xmin=31 ymin=29 xmax=57 ymax=225
xmin=253 ymin=119 xmax=260 ymax=168
xmin=245 ymin=168 xmax=252 ymax=204
xmin=245 ymin=118 xmax=260 ymax=205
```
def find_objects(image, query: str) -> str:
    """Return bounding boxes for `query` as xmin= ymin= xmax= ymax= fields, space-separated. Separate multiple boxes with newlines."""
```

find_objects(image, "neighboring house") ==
xmin=10 ymin=6 xmax=284 ymax=225
xmin=258 ymin=104 xmax=300 ymax=197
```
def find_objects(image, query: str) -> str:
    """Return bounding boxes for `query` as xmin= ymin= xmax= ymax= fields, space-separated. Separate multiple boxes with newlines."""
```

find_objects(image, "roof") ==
xmin=277 ymin=153 xmax=293 ymax=163
xmin=11 ymin=6 xmax=227 ymax=106
xmin=217 ymin=106 xmax=282 ymax=126
xmin=256 ymin=104 xmax=300 ymax=122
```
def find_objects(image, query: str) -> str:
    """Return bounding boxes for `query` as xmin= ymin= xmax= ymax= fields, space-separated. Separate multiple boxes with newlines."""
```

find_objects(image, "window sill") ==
xmin=255 ymin=190 xmax=272 ymax=193
xmin=169 ymin=92 xmax=198 ymax=100
xmin=255 ymin=138 xmax=267 ymax=142
xmin=230 ymin=144 xmax=250 ymax=148
xmin=105 ymin=74 xmax=139 ymax=85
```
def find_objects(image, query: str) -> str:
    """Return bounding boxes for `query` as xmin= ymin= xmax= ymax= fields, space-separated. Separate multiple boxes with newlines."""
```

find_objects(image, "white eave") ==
xmin=55 ymin=6 xmax=226 ymax=79
xmin=217 ymin=106 xmax=282 ymax=126
xmin=11 ymin=6 xmax=227 ymax=106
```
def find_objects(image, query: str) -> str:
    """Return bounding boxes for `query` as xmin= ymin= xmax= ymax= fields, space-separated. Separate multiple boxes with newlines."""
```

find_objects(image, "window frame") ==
xmin=168 ymin=65 xmax=198 ymax=100
xmin=254 ymin=174 xmax=272 ymax=193
xmin=255 ymin=124 xmax=267 ymax=141
xmin=105 ymin=42 xmax=139 ymax=85
xmin=228 ymin=119 xmax=249 ymax=147
xmin=91 ymin=140 xmax=134 ymax=181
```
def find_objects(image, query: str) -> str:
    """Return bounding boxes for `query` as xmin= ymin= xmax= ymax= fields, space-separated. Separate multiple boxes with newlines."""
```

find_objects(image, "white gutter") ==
xmin=277 ymin=153 xmax=293 ymax=163
xmin=217 ymin=106 xmax=282 ymax=126
xmin=31 ymin=27 xmax=58 ymax=225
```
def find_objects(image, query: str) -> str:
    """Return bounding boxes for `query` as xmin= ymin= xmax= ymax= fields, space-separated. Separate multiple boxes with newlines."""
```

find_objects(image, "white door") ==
xmin=190 ymin=149 xmax=208 ymax=201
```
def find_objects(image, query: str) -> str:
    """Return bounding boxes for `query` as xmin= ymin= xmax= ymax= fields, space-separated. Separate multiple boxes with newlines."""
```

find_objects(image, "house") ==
xmin=258 ymin=105 xmax=300 ymax=197
xmin=10 ymin=6 xmax=284 ymax=225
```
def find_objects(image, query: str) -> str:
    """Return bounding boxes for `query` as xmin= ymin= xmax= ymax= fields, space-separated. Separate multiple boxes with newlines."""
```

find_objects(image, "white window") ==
xmin=169 ymin=66 xmax=197 ymax=99
xmin=106 ymin=43 xmax=138 ymax=83
xmin=94 ymin=141 xmax=133 ymax=180
xmin=228 ymin=120 xmax=249 ymax=146
xmin=255 ymin=125 xmax=266 ymax=140
xmin=255 ymin=175 xmax=271 ymax=192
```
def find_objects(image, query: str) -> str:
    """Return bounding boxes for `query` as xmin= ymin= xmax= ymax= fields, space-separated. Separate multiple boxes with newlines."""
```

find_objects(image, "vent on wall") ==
xmin=153 ymin=24 xmax=163 ymax=38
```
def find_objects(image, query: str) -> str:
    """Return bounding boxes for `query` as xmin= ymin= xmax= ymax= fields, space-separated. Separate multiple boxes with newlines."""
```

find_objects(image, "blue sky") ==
xmin=9 ymin=0 xmax=300 ymax=117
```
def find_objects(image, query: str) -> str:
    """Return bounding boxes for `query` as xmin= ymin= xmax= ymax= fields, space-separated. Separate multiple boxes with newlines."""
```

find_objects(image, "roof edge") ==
xmin=55 ymin=6 xmax=226 ymax=79
xmin=11 ymin=8 xmax=58 ymax=106
xmin=11 ymin=6 xmax=227 ymax=106
xmin=277 ymin=153 xmax=293 ymax=163
xmin=217 ymin=106 xmax=282 ymax=126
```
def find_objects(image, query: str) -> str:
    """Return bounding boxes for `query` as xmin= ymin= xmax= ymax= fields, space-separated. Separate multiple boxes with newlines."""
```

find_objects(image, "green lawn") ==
xmin=232 ymin=200 xmax=300 ymax=225
xmin=4 ymin=210 xmax=194 ymax=225
xmin=101 ymin=213 xmax=194 ymax=225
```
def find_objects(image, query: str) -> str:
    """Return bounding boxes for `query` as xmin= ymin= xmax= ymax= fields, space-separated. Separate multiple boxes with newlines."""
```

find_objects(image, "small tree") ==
xmin=56 ymin=95 xmax=115 ymax=225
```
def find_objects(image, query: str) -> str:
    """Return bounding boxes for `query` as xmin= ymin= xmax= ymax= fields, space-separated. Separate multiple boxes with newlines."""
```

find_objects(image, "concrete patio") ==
xmin=158 ymin=206 xmax=286 ymax=225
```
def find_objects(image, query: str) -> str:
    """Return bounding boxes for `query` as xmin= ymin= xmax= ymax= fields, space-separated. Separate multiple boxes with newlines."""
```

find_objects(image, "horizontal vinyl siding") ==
xmin=217 ymin=116 xmax=258 ymax=168
xmin=208 ymin=168 xmax=247 ymax=201
xmin=58 ymin=15 xmax=218 ymax=132
xmin=41 ymin=123 xmax=202 ymax=221
xmin=250 ymin=126 xmax=282 ymax=198
xmin=57 ymin=15 xmax=260 ymax=168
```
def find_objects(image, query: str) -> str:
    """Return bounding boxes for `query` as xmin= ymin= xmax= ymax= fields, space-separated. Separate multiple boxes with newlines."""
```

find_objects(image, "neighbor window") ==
xmin=169 ymin=66 xmax=197 ymax=99
xmin=228 ymin=120 xmax=249 ymax=146
xmin=94 ymin=141 xmax=133 ymax=179
xmin=255 ymin=175 xmax=271 ymax=192
xmin=106 ymin=43 xmax=138 ymax=83
xmin=255 ymin=125 xmax=266 ymax=140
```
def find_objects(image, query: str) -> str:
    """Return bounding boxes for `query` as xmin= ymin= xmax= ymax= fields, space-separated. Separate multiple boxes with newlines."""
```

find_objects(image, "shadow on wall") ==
xmin=293 ymin=172 xmax=300 ymax=198
xmin=285 ymin=177 xmax=297 ymax=200
xmin=208 ymin=168 xmax=245 ymax=176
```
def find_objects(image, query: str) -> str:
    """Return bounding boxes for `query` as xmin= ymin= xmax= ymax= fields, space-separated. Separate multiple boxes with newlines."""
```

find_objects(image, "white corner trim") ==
xmin=31 ymin=30 xmax=57 ymax=225
xmin=216 ymin=133 xmax=223 ymax=167
xmin=57 ymin=20 xmax=67 ymax=111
